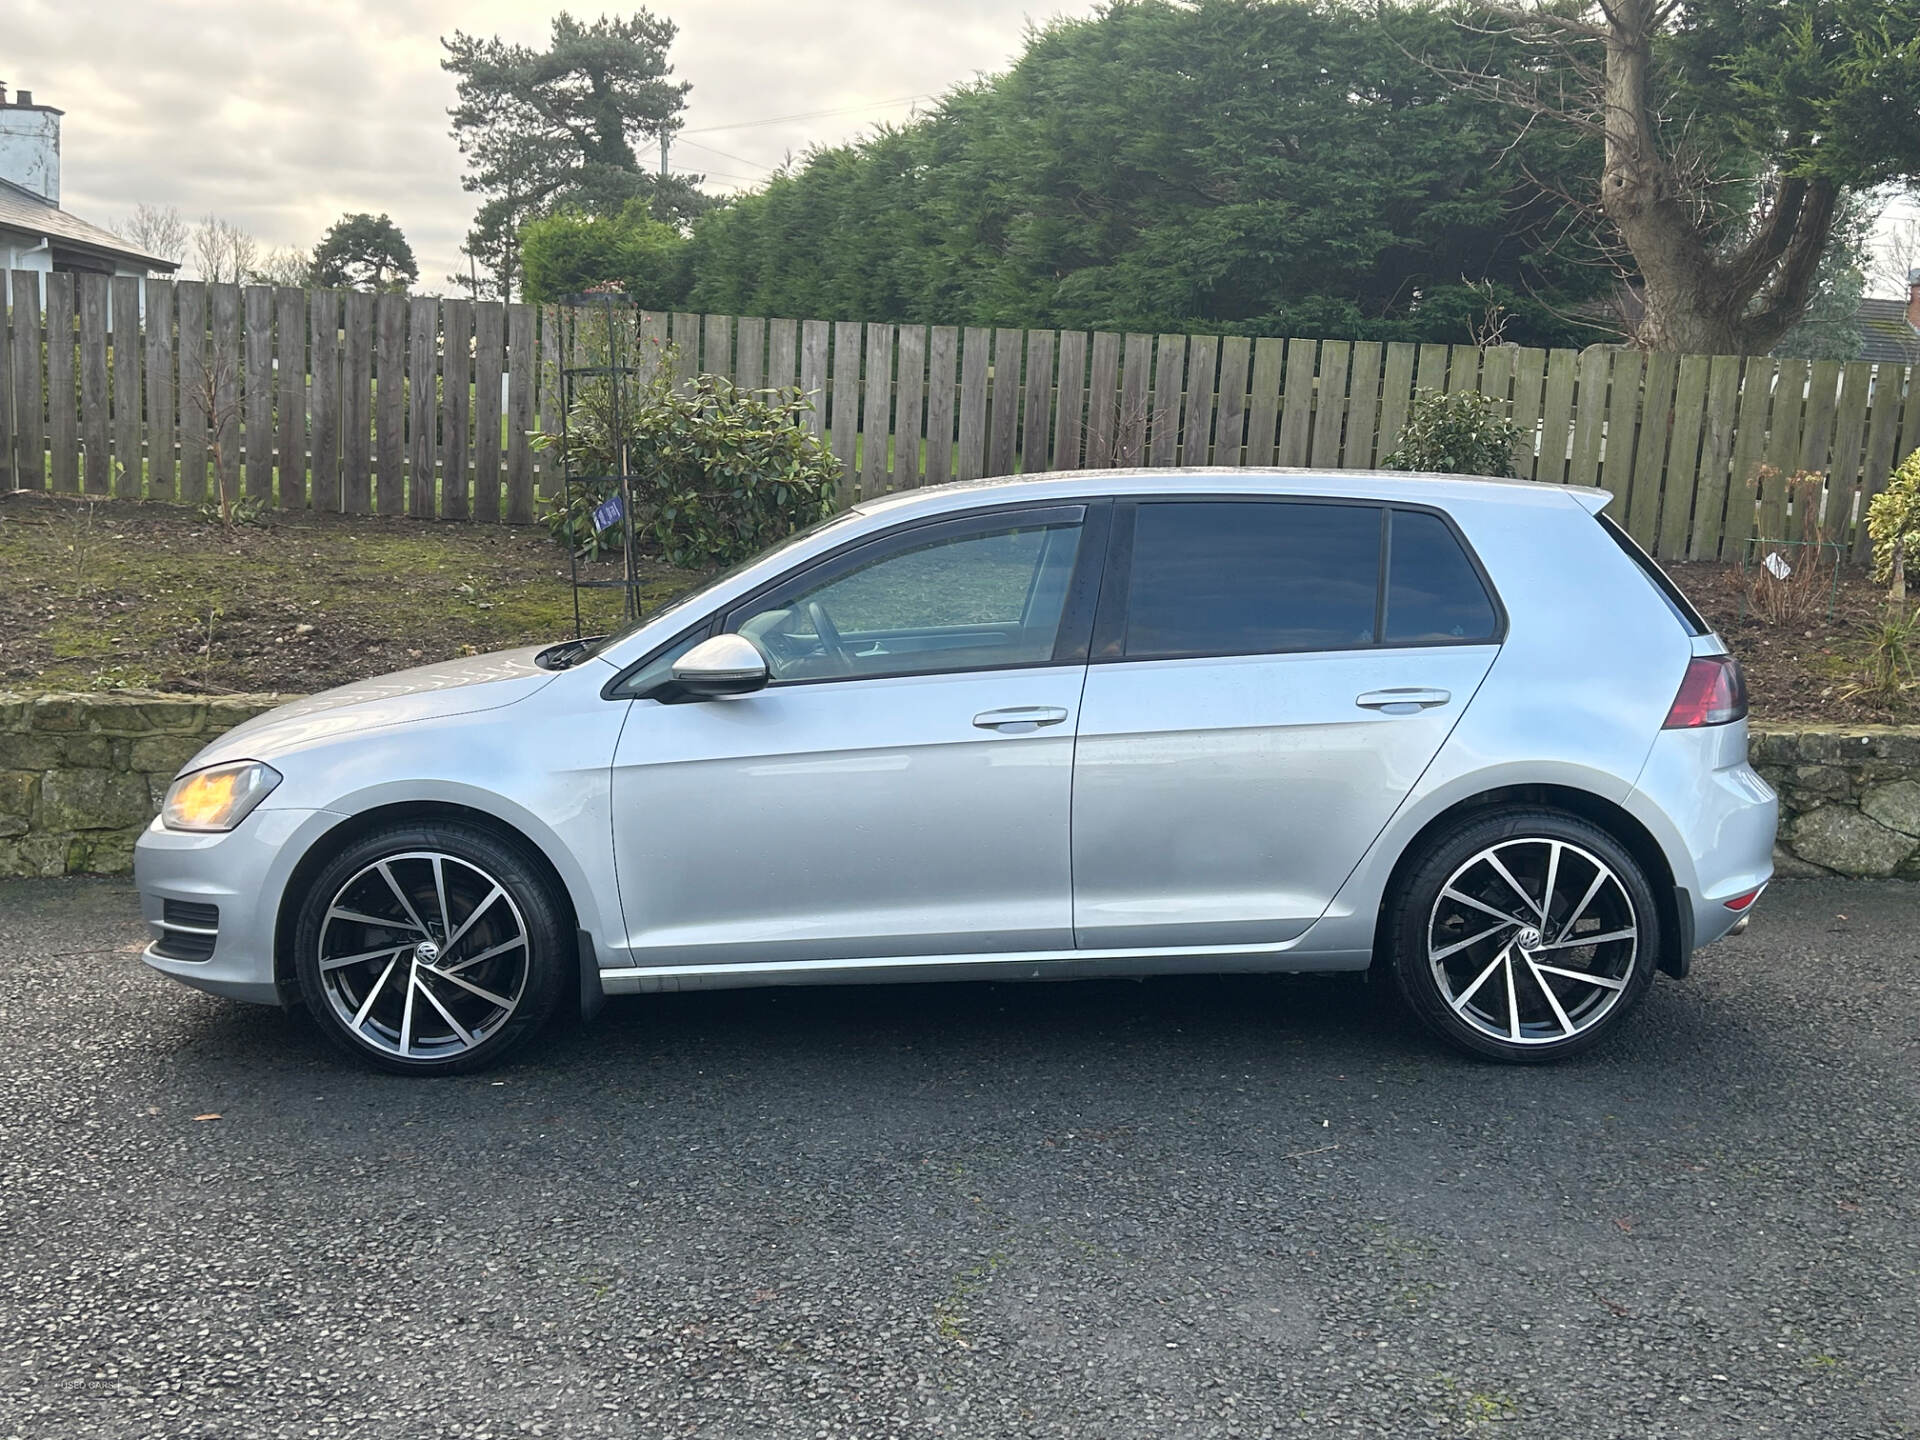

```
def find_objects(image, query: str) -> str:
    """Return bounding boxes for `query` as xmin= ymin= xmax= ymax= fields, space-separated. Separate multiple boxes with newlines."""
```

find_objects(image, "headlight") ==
xmin=161 ymin=761 xmax=282 ymax=833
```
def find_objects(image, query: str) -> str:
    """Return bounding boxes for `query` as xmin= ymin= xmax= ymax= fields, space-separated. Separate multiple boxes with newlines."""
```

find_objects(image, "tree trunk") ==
xmin=1593 ymin=0 xmax=1836 ymax=355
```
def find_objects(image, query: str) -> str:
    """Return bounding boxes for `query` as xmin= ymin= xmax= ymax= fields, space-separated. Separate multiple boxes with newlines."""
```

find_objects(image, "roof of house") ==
xmin=0 ymin=177 xmax=180 ymax=272
xmin=1856 ymin=297 xmax=1920 ymax=367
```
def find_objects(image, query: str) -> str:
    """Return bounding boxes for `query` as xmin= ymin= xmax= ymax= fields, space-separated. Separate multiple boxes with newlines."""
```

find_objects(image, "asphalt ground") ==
xmin=0 ymin=877 xmax=1915 ymax=1439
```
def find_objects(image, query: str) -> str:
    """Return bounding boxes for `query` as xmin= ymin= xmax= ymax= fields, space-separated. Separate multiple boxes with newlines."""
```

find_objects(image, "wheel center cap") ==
xmin=414 ymin=939 xmax=441 ymax=965
xmin=1516 ymin=927 xmax=1543 ymax=951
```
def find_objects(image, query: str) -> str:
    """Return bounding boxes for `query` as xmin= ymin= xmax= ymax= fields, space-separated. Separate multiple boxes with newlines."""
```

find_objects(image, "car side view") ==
xmin=134 ymin=469 xmax=1777 ymax=1074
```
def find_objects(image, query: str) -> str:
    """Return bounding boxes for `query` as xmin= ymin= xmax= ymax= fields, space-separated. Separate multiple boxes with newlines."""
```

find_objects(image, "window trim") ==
xmin=603 ymin=500 xmax=1111 ymax=699
xmin=1090 ymin=494 xmax=1506 ymax=665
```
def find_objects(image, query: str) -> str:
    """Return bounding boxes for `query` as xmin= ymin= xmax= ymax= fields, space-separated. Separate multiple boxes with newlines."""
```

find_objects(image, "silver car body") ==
xmin=134 ymin=469 xmax=1777 ymax=1008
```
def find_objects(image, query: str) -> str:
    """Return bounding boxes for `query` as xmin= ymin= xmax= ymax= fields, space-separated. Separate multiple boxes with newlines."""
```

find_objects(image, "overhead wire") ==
xmin=679 ymin=94 xmax=932 ymax=135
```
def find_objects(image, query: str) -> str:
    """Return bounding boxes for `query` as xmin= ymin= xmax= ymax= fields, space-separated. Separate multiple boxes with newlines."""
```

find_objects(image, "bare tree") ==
xmin=111 ymin=203 xmax=189 ymax=267
xmin=183 ymin=332 xmax=244 ymax=526
xmin=191 ymin=216 xmax=260 ymax=285
xmin=249 ymin=247 xmax=313 ymax=288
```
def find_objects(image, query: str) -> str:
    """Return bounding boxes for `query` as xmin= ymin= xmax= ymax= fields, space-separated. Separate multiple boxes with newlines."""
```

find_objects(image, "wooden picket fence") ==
xmin=2 ymin=270 xmax=1917 ymax=564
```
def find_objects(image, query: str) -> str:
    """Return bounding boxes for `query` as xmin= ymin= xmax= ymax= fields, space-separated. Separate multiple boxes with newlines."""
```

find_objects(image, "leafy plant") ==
xmin=1866 ymin=446 xmax=1920 ymax=616
xmin=1381 ymin=388 xmax=1523 ymax=477
xmin=197 ymin=492 xmax=266 ymax=527
xmin=1840 ymin=607 xmax=1919 ymax=714
xmin=520 ymin=200 xmax=689 ymax=307
xmin=534 ymin=325 xmax=839 ymax=569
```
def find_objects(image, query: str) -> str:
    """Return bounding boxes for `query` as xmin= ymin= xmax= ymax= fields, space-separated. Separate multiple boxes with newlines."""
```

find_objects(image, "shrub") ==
xmin=1841 ymin=608 xmax=1919 ymax=714
xmin=1381 ymin=388 xmax=1523 ymax=477
xmin=535 ymin=336 xmax=839 ymax=569
xmin=520 ymin=201 xmax=690 ymax=308
xmin=1866 ymin=446 xmax=1920 ymax=613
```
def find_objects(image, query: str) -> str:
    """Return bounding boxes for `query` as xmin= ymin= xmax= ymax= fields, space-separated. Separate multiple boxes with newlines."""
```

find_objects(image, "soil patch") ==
xmin=1666 ymin=557 xmax=1907 ymax=726
xmin=0 ymin=492 xmax=702 ymax=694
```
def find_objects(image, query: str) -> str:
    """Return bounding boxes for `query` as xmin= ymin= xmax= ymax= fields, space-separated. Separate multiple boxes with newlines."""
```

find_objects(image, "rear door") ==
xmin=1071 ymin=499 xmax=1503 ymax=950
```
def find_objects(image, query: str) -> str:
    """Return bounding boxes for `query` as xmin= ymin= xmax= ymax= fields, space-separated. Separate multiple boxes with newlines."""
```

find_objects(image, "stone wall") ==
xmin=0 ymin=692 xmax=282 ymax=878
xmin=1753 ymin=726 xmax=1920 ymax=879
xmin=4 ymin=693 xmax=1920 ymax=881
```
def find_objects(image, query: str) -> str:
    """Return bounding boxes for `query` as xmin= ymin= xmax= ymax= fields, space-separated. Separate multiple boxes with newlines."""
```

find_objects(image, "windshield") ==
xmin=577 ymin=509 xmax=866 ymax=662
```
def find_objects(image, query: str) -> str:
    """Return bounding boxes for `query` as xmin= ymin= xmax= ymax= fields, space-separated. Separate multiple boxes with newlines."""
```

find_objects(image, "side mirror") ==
xmin=670 ymin=633 xmax=769 ymax=698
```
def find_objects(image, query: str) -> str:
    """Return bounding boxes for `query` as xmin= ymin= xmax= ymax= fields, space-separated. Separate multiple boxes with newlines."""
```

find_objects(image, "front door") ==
xmin=1072 ymin=499 xmax=1502 ymax=950
xmin=610 ymin=504 xmax=1104 ymax=969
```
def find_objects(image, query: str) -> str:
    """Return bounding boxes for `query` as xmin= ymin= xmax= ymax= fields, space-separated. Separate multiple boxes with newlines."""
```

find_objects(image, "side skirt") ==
xmin=596 ymin=942 xmax=1374 ymax=995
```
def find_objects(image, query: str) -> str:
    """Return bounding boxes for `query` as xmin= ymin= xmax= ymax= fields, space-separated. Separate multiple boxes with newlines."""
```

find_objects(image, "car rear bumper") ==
xmin=133 ymin=807 xmax=339 ymax=1007
xmin=1627 ymin=720 xmax=1777 ymax=956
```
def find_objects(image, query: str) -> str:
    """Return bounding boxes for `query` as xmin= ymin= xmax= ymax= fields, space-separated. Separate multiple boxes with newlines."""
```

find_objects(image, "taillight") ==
xmin=1663 ymin=654 xmax=1747 ymax=729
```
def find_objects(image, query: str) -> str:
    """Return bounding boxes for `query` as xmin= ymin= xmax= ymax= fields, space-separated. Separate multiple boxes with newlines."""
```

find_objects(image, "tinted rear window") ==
xmin=1383 ymin=510 xmax=1499 ymax=644
xmin=1122 ymin=501 xmax=1381 ymax=657
xmin=1596 ymin=514 xmax=1707 ymax=635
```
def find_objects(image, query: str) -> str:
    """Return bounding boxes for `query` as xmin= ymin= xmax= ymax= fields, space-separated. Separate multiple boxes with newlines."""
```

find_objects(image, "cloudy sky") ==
xmin=10 ymin=0 xmax=1915 ymax=295
xmin=8 ymin=0 xmax=1097 ymax=287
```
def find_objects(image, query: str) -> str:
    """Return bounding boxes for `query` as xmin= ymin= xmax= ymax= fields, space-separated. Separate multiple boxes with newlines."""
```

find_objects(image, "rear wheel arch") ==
xmin=1374 ymin=784 xmax=1683 ymax=978
xmin=274 ymin=801 xmax=586 ymax=1001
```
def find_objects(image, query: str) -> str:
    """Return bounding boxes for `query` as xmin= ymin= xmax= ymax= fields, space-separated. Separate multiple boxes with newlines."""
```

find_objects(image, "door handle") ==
xmin=973 ymin=706 xmax=1070 ymax=733
xmin=1355 ymin=688 xmax=1451 ymax=715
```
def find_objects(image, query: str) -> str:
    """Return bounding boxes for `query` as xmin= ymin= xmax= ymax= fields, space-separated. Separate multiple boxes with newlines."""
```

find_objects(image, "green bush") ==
xmin=1381 ymin=387 xmax=1524 ymax=478
xmin=1866 ymin=446 xmax=1920 ymax=609
xmin=520 ymin=201 xmax=690 ymax=308
xmin=535 ymin=340 xmax=839 ymax=569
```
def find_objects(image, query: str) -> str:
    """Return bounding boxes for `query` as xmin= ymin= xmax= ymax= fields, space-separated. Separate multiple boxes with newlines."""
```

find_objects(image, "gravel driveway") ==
xmin=1 ymin=878 xmax=1915 ymax=1439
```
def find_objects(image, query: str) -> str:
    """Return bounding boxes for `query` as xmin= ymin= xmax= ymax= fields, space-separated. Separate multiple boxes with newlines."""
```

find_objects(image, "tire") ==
xmin=292 ymin=819 xmax=571 ymax=1075
xmin=1385 ymin=807 xmax=1661 ymax=1063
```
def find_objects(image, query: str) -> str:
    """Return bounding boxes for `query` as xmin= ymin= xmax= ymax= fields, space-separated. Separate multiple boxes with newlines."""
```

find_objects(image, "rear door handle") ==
xmin=973 ymin=706 xmax=1070 ymax=733
xmin=1356 ymin=688 xmax=1451 ymax=715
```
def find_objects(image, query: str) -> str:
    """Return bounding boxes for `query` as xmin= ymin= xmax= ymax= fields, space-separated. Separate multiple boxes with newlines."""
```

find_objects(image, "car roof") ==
xmin=852 ymin=467 xmax=1612 ymax=520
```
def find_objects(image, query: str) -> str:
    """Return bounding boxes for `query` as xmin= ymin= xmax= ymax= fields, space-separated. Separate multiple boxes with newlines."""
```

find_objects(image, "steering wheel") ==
xmin=806 ymin=600 xmax=856 ymax=674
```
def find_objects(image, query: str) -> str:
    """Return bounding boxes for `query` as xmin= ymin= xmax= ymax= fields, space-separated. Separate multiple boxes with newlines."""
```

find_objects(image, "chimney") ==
xmin=0 ymin=87 xmax=61 ymax=205
xmin=1909 ymin=267 xmax=1920 ymax=335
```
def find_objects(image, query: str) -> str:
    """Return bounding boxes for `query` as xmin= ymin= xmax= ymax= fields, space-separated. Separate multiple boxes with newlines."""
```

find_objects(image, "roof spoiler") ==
xmin=1569 ymin=488 xmax=1613 ymax=516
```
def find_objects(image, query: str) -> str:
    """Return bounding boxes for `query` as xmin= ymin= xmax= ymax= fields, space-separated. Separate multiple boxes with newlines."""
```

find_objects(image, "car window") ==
xmin=1121 ymin=501 xmax=1381 ymax=658
xmin=731 ymin=517 xmax=1085 ymax=682
xmin=1382 ymin=510 xmax=1498 ymax=644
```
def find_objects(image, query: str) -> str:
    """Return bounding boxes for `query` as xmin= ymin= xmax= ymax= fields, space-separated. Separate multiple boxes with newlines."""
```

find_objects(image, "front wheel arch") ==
xmin=1372 ymin=784 xmax=1684 ymax=979
xmin=274 ymin=801 xmax=588 ymax=1007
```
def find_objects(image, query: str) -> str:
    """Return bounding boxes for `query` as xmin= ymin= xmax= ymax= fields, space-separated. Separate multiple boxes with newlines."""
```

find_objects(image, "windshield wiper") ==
xmin=534 ymin=637 xmax=606 ymax=671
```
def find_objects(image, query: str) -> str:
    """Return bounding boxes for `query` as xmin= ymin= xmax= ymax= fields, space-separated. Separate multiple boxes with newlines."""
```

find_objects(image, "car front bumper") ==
xmin=133 ymin=807 xmax=341 ymax=1007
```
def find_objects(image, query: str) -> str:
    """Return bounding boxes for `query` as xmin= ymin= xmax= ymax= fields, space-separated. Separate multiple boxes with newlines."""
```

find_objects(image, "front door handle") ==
xmin=973 ymin=706 xmax=1070 ymax=733
xmin=1356 ymin=688 xmax=1451 ymax=715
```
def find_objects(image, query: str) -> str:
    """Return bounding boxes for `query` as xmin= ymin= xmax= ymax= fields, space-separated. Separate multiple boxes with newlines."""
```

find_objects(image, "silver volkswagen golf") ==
xmin=135 ymin=470 xmax=1777 ymax=1074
